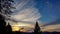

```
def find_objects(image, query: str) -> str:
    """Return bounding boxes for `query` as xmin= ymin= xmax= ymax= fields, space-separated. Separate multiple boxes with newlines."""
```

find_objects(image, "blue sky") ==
xmin=9 ymin=0 xmax=60 ymax=32
xmin=12 ymin=0 xmax=60 ymax=24
xmin=35 ymin=0 xmax=60 ymax=23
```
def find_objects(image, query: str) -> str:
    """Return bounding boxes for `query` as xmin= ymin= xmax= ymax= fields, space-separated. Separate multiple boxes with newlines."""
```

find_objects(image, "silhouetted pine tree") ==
xmin=0 ymin=14 xmax=6 ymax=34
xmin=6 ymin=23 xmax=12 ymax=34
xmin=34 ymin=21 xmax=41 ymax=34
xmin=0 ymin=0 xmax=15 ymax=34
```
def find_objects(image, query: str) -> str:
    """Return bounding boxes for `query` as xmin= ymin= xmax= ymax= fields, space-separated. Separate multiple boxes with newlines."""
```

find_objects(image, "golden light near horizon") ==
xmin=9 ymin=21 xmax=60 ymax=32
xmin=12 ymin=26 xmax=20 ymax=31
xmin=11 ymin=22 xmax=34 ymax=32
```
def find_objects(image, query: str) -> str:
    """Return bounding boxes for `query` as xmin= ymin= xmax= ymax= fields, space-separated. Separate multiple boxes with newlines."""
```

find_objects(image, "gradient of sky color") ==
xmin=7 ymin=0 xmax=60 ymax=32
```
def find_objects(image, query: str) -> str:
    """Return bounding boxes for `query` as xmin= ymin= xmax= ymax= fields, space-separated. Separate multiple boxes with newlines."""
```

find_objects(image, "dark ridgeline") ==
xmin=34 ymin=21 xmax=41 ymax=34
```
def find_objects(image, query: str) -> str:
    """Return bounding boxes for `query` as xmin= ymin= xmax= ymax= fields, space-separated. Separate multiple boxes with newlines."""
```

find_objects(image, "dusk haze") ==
xmin=0 ymin=0 xmax=60 ymax=34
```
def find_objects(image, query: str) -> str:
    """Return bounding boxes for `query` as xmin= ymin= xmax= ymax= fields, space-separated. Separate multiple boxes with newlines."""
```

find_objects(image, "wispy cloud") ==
xmin=41 ymin=19 xmax=60 ymax=32
xmin=11 ymin=0 xmax=41 ymax=22
xmin=41 ymin=24 xmax=60 ymax=32
xmin=11 ymin=8 xmax=41 ymax=22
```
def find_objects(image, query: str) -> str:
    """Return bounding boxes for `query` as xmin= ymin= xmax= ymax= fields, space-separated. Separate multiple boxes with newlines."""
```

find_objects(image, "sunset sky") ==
xmin=6 ymin=0 xmax=60 ymax=32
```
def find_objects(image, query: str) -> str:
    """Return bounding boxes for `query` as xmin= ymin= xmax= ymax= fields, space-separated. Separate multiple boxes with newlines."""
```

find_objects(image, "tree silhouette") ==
xmin=0 ymin=0 xmax=15 ymax=34
xmin=34 ymin=21 xmax=41 ymax=34
xmin=0 ymin=0 xmax=15 ymax=16
xmin=0 ymin=14 xmax=6 ymax=34
xmin=6 ymin=23 xmax=12 ymax=34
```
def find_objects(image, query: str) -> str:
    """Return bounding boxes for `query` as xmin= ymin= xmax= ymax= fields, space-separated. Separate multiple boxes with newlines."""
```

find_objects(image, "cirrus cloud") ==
xmin=11 ymin=7 xmax=41 ymax=22
xmin=11 ymin=0 xmax=41 ymax=22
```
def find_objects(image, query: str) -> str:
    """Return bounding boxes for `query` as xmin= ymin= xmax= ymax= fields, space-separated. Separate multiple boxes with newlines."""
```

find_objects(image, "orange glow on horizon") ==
xmin=12 ymin=26 xmax=20 ymax=31
xmin=11 ymin=23 xmax=60 ymax=32
xmin=11 ymin=23 xmax=34 ymax=32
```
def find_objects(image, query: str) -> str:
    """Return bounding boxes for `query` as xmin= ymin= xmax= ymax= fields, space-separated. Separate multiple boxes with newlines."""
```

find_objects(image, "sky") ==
xmin=7 ymin=0 xmax=60 ymax=32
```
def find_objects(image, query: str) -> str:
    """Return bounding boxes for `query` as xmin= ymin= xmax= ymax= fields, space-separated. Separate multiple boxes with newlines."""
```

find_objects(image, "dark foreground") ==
xmin=12 ymin=32 xmax=60 ymax=34
xmin=0 ymin=31 xmax=60 ymax=34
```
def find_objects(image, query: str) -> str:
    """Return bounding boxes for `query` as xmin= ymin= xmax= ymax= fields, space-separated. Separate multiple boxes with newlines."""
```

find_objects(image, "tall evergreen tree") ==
xmin=0 ymin=0 xmax=15 ymax=17
xmin=6 ymin=23 xmax=12 ymax=32
xmin=6 ymin=23 xmax=12 ymax=34
xmin=34 ymin=21 xmax=41 ymax=34
xmin=0 ymin=0 xmax=15 ymax=34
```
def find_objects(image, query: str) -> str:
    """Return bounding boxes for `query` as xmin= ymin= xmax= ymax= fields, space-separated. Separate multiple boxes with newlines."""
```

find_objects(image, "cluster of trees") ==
xmin=0 ymin=0 xmax=41 ymax=34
